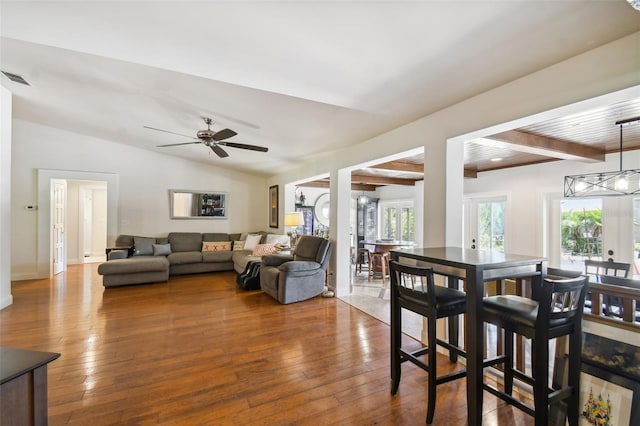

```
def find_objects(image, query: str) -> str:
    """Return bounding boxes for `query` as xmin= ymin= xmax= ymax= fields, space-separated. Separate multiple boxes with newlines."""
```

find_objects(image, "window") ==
xmin=560 ymin=198 xmax=602 ymax=271
xmin=634 ymin=197 xmax=640 ymax=278
xmin=381 ymin=201 xmax=414 ymax=241
xmin=477 ymin=201 xmax=505 ymax=252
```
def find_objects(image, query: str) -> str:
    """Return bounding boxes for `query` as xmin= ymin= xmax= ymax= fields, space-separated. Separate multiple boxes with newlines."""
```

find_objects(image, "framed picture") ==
xmin=269 ymin=185 xmax=278 ymax=228
xmin=580 ymin=362 xmax=639 ymax=426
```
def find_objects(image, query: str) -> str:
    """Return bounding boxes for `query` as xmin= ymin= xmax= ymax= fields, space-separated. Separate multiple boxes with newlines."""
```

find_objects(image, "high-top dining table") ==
xmin=389 ymin=247 xmax=546 ymax=426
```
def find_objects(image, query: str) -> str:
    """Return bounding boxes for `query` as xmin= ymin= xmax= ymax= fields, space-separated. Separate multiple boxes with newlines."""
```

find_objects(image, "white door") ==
xmin=52 ymin=179 xmax=67 ymax=275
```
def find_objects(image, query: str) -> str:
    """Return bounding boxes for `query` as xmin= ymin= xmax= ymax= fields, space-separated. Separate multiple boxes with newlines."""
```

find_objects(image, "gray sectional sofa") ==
xmin=98 ymin=231 xmax=285 ymax=287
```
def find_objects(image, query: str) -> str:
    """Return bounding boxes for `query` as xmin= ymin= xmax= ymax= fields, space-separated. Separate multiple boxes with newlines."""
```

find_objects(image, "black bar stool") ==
xmin=482 ymin=275 xmax=589 ymax=426
xmin=389 ymin=260 xmax=467 ymax=424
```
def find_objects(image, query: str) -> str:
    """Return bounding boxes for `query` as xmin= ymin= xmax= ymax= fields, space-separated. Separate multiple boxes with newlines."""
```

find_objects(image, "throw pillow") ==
xmin=252 ymin=243 xmax=277 ymax=257
xmin=243 ymin=234 xmax=262 ymax=251
xmin=152 ymin=243 xmax=172 ymax=256
xmin=232 ymin=240 xmax=245 ymax=251
xmin=265 ymin=233 xmax=289 ymax=246
xmin=202 ymin=241 xmax=231 ymax=251
xmin=133 ymin=236 xmax=155 ymax=256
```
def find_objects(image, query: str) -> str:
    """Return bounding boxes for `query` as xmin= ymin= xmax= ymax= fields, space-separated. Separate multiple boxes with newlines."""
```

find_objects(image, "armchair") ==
xmin=259 ymin=235 xmax=332 ymax=304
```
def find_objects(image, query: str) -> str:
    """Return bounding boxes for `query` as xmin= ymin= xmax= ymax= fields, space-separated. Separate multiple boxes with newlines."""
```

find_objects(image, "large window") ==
xmin=381 ymin=201 xmax=414 ymax=241
xmin=634 ymin=197 xmax=640 ymax=278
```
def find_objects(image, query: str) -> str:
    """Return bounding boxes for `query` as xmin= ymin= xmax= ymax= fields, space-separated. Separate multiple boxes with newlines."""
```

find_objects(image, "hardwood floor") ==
xmin=0 ymin=264 xmax=534 ymax=425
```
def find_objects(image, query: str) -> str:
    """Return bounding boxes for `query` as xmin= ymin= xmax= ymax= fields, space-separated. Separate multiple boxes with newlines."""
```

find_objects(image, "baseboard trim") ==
xmin=0 ymin=294 xmax=13 ymax=310
xmin=11 ymin=272 xmax=40 ymax=281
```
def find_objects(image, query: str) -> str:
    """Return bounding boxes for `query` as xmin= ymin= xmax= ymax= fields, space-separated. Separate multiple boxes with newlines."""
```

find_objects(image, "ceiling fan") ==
xmin=145 ymin=117 xmax=268 ymax=158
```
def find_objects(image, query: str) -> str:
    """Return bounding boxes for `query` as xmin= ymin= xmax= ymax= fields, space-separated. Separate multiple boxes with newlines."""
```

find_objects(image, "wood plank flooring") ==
xmin=0 ymin=264 xmax=534 ymax=425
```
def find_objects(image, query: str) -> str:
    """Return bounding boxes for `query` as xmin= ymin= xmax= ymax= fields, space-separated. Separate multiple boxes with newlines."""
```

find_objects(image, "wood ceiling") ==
xmin=296 ymin=98 xmax=640 ymax=190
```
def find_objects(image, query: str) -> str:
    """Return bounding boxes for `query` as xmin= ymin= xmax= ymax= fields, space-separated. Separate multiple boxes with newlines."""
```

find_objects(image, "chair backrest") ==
xmin=294 ymin=235 xmax=332 ymax=270
xmin=599 ymin=274 xmax=640 ymax=289
xmin=584 ymin=259 xmax=630 ymax=279
xmin=538 ymin=276 xmax=589 ymax=325
xmin=547 ymin=267 xmax=582 ymax=279
xmin=389 ymin=260 xmax=436 ymax=309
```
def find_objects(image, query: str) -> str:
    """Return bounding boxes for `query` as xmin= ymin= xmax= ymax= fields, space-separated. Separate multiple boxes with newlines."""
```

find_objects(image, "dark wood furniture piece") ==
xmin=390 ymin=247 xmax=545 ymax=426
xmin=482 ymin=275 xmax=589 ymax=426
xmin=389 ymin=261 xmax=467 ymax=424
xmin=0 ymin=347 xmax=60 ymax=425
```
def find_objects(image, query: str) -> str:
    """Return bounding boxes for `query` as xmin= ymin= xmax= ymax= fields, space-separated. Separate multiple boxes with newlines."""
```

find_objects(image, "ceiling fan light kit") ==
xmin=564 ymin=116 xmax=640 ymax=197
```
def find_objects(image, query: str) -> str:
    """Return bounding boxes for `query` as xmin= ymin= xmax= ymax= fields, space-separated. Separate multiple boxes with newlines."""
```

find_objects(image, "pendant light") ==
xmin=564 ymin=116 xmax=640 ymax=197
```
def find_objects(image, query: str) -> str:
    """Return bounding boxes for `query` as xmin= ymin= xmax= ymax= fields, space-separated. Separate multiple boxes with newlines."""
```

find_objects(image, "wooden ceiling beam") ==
xmin=351 ymin=183 xmax=378 ymax=191
xmin=369 ymin=161 xmax=423 ymax=173
xmin=351 ymin=173 xmax=421 ymax=186
xmin=464 ymin=169 xmax=478 ymax=178
xmin=487 ymin=130 xmax=605 ymax=163
xmin=296 ymin=180 xmax=329 ymax=188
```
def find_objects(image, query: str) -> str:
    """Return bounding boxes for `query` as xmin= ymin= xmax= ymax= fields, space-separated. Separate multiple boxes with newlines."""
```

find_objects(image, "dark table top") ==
xmin=0 ymin=347 xmax=61 ymax=384
xmin=390 ymin=246 xmax=546 ymax=268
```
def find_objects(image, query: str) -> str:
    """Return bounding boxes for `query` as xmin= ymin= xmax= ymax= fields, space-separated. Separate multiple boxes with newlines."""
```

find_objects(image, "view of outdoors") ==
xmin=560 ymin=199 xmax=602 ymax=271
xmin=381 ymin=203 xmax=414 ymax=241
xmin=478 ymin=201 xmax=505 ymax=252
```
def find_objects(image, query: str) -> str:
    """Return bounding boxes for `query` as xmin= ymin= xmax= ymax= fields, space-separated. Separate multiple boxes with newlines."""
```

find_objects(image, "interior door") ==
xmin=52 ymin=179 xmax=66 ymax=275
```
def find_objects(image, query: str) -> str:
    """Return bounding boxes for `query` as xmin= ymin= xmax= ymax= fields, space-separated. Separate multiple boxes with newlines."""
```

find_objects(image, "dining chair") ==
xmin=368 ymin=251 xmax=390 ymax=283
xmin=583 ymin=259 xmax=630 ymax=279
xmin=389 ymin=260 xmax=467 ymax=424
xmin=482 ymin=275 xmax=589 ymax=426
xmin=598 ymin=274 xmax=640 ymax=321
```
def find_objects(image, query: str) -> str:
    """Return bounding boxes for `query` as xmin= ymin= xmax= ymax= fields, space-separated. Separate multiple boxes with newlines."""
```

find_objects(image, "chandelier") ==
xmin=564 ymin=116 xmax=640 ymax=197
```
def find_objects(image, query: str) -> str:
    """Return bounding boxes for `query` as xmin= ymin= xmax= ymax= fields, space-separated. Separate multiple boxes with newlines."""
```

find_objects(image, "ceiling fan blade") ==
xmin=144 ymin=126 xmax=197 ymax=140
xmin=210 ymin=144 xmax=229 ymax=158
xmin=212 ymin=128 xmax=237 ymax=141
xmin=218 ymin=141 xmax=269 ymax=152
xmin=157 ymin=142 xmax=201 ymax=147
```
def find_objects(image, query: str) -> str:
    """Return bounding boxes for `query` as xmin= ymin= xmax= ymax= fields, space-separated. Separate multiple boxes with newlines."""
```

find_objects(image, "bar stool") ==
xmin=368 ymin=251 xmax=390 ymax=282
xmin=356 ymin=248 xmax=369 ymax=274
xmin=482 ymin=275 xmax=589 ymax=426
xmin=389 ymin=261 xmax=467 ymax=424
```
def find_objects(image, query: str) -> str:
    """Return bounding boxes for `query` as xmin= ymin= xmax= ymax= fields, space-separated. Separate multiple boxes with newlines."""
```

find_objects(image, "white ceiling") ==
xmin=2 ymin=1 xmax=639 ymax=175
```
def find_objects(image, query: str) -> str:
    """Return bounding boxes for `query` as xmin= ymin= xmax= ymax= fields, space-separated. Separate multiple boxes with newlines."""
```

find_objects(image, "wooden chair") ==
xmin=482 ymin=275 xmax=589 ymax=426
xmin=583 ymin=259 xmax=630 ymax=279
xmin=355 ymin=248 xmax=369 ymax=274
xmin=598 ymin=274 xmax=640 ymax=321
xmin=389 ymin=261 xmax=467 ymax=424
xmin=368 ymin=251 xmax=390 ymax=283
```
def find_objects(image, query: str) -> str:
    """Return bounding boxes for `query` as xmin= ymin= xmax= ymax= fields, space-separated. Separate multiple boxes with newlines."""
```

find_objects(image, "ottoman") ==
xmin=97 ymin=256 xmax=170 ymax=288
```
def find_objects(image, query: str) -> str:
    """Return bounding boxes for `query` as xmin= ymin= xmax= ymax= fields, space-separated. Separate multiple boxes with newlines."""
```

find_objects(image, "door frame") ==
xmin=37 ymin=169 xmax=119 ymax=279
xmin=464 ymin=192 xmax=509 ymax=251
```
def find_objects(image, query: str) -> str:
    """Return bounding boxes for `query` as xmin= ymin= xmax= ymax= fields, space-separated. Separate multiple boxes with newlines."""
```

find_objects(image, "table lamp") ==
xmin=284 ymin=211 xmax=304 ymax=248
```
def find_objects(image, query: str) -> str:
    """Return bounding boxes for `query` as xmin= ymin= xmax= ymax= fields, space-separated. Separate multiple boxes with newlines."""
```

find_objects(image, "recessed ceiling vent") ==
xmin=1 ymin=70 xmax=30 ymax=86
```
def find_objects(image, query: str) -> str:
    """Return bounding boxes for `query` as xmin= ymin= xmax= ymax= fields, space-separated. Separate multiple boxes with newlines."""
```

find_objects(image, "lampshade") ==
xmin=284 ymin=211 xmax=304 ymax=227
xmin=564 ymin=116 xmax=640 ymax=197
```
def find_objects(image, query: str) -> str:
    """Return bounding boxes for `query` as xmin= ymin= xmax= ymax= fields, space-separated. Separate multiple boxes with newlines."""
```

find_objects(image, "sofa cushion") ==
xmin=265 ymin=234 xmax=289 ymax=246
xmin=252 ymin=243 xmax=278 ymax=256
xmin=133 ymin=236 xmax=155 ymax=256
xmin=202 ymin=233 xmax=230 ymax=242
xmin=202 ymin=241 xmax=231 ymax=251
xmin=167 ymin=251 xmax=203 ymax=265
xmin=98 ymin=256 xmax=169 ymax=274
xmin=202 ymin=251 xmax=233 ymax=263
xmin=244 ymin=234 xmax=262 ymax=251
xmin=153 ymin=243 xmax=172 ymax=256
xmin=168 ymin=232 xmax=203 ymax=252
xmin=232 ymin=240 xmax=245 ymax=251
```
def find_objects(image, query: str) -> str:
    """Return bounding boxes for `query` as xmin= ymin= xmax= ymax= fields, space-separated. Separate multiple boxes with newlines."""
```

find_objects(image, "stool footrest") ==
xmin=483 ymin=382 xmax=535 ymax=417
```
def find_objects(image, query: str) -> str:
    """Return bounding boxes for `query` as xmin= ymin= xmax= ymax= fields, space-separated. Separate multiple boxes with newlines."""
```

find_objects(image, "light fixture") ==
xmin=358 ymin=191 xmax=368 ymax=205
xmin=627 ymin=0 xmax=640 ymax=12
xmin=284 ymin=211 xmax=304 ymax=247
xmin=564 ymin=116 xmax=640 ymax=197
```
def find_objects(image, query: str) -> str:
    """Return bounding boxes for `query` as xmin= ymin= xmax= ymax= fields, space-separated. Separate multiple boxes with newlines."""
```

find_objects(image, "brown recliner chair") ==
xmin=259 ymin=235 xmax=332 ymax=304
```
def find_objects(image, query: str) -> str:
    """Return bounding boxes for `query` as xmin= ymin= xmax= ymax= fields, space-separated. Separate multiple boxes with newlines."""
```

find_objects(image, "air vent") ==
xmin=1 ymin=70 xmax=30 ymax=86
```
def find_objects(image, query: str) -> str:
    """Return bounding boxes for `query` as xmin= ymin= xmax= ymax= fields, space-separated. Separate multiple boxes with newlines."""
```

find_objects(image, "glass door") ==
xmin=465 ymin=196 xmax=507 ymax=252
xmin=380 ymin=201 xmax=414 ymax=241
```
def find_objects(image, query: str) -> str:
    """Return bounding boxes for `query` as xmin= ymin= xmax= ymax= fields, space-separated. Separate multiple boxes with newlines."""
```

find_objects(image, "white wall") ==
xmin=1 ymin=86 xmax=13 ymax=309
xmin=11 ymin=119 xmax=267 ymax=280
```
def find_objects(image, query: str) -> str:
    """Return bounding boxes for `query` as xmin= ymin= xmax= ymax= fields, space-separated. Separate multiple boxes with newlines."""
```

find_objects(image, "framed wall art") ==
xmin=269 ymin=185 xmax=279 ymax=228
xmin=580 ymin=362 xmax=639 ymax=426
